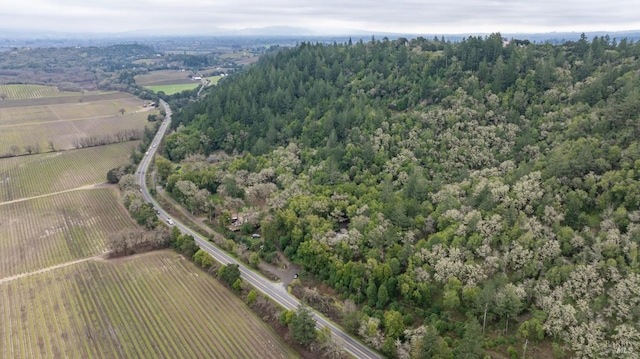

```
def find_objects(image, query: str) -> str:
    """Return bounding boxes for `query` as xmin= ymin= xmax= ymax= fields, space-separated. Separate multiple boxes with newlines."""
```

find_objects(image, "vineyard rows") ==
xmin=0 ymin=85 xmax=80 ymax=100
xmin=0 ymin=106 xmax=58 ymax=126
xmin=0 ymin=141 xmax=138 ymax=202
xmin=0 ymin=113 xmax=149 ymax=155
xmin=0 ymin=188 xmax=135 ymax=279
xmin=0 ymin=92 xmax=129 ymax=110
xmin=48 ymin=97 xmax=144 ymax=120
xmin=0 ymin=251 xmax=297 ymax=359
xmin=0 ymin=95 xmax=145 ymax=126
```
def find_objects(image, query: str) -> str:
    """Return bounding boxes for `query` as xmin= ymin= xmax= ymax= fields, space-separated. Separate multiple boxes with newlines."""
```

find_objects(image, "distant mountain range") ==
xmin=1 ymin=26 xmax=640 ymax=44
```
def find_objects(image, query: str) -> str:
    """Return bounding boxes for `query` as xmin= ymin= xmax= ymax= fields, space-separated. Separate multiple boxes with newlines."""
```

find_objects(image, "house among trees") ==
xmin=227 ymin=214 xmax=246 ymax=232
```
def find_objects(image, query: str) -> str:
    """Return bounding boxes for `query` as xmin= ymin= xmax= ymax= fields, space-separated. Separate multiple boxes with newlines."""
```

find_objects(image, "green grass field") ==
xmin=146 ymin=83 xmax=200 ymax=95
xmin=0 ymin=141 xmax=138 ymax=202
xmin=0 ymin=188 xmax=136 ymax=279
xmin=206 ymin=75 xmax=222 ymax=85
xmin=0 ymin=251 xmax=298 ymax=359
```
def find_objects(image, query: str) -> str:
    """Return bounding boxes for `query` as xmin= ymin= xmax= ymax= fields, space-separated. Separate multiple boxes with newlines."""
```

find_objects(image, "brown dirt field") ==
xmin=134 ymin=70 xmax=194 ymax=86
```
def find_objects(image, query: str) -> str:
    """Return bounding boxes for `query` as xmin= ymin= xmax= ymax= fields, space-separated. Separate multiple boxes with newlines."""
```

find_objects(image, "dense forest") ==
xmin=159 ymin=33 xmax=640 ymax=358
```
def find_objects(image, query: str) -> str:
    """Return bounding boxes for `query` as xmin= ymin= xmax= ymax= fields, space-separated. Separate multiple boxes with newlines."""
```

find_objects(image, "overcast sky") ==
xmin=2 ymin=0 xmax=640 ymax=35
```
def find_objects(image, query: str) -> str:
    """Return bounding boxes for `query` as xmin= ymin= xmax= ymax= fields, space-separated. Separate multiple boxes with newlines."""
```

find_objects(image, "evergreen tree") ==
xmin=453 ymin=317 xmax=484 ymax=359
xmin=290 ymin=304 xmax=317 ymax=346
xmin=376 ymin=283 xmax=389 ymax=309
xmin=219 ymin=264 xmax=241 ymax=286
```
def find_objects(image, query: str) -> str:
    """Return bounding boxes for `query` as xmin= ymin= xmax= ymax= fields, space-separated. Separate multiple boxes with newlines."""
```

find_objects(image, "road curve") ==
xmin=136 ymin=100 xmax=382 ymax=359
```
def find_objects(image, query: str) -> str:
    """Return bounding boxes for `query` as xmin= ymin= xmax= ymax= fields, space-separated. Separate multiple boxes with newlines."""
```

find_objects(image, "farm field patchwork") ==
xmin=0 ymin=251 xmax=297 ymax=359
xmin=0 ymin=188 xmax=135 ymax=279
xmin=0 ymin=141 xmax=138 ymax=202
xmin=0 ymin=83 xmax=298 ymax=359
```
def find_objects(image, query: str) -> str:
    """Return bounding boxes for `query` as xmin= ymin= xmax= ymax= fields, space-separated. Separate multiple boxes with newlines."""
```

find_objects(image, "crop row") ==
xmin=0 ymin=85 xmax=79 ymax=100
xmin=0 ymin=189 xmax=136 ymax=279
xmin=0 ymin=251 xmax=296 ymax=359
xmin=0 ymin=141 xmax=138 ymax=203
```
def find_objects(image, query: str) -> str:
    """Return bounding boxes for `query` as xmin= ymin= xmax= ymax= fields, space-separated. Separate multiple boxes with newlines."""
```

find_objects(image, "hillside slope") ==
xmin=162 ymin=34 xmax=640 ymax=358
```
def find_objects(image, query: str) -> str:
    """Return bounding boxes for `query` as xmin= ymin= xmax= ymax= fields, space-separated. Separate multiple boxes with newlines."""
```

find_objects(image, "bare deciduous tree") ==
xmin=118 ymin=174 xmax=138 ymax=192
xmin=106 ymin=227 xmax=170 ymax=257
xmin=106 ymin=228 xmax=145 ymax=256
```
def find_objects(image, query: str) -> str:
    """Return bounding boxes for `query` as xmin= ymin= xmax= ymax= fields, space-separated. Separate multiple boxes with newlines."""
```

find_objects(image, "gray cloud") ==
xmin=2 ymin=0 xmax=639 ymax=34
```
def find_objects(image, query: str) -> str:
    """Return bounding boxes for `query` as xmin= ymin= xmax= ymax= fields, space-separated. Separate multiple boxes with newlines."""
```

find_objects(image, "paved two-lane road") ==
xmin=136 ymin=100 xmax=381 ymax=359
